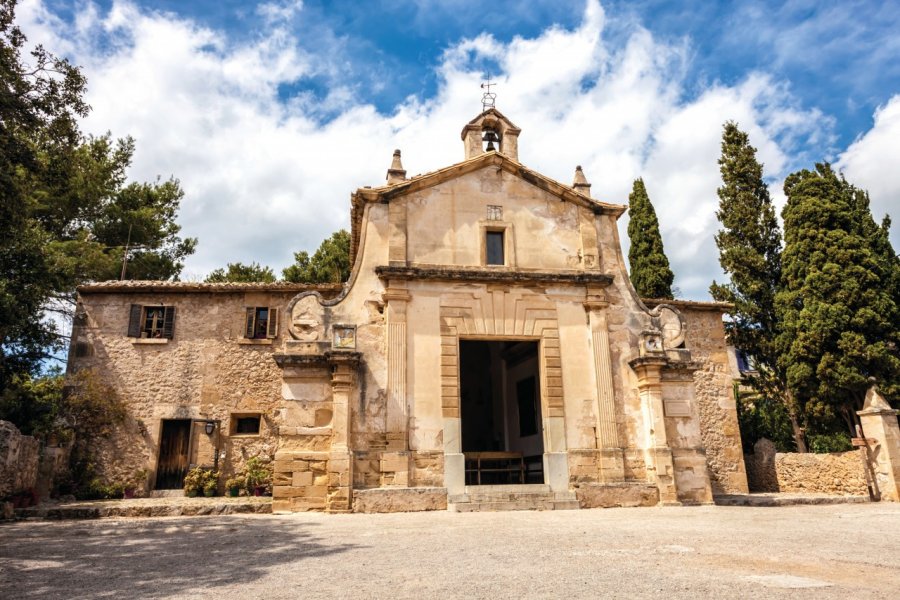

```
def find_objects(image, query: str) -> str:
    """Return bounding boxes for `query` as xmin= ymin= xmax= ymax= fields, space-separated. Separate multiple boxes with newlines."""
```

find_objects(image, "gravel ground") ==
xmin=1 ymin=503 xmax=898 ymax=599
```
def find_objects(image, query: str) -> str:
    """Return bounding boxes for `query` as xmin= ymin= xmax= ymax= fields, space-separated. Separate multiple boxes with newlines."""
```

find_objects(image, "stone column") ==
xmin=325 ymin=350 xmax=359 ymax=512
xmin=629 ymin=355 xmax=678 ymax=505
xmin=585 ymin=295 xmax=625 ymax=482
xmin=857 ymin=385 xmax=900 ymax=502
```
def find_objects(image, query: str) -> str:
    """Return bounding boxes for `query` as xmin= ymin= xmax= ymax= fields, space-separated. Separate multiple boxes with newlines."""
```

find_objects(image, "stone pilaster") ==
xmin=585 ymin=294 xmax=624 ymax=482
xmin=384 ymin=286 xmax=410 ymax=452
xmin=857 ymin=385 xmax=900 ymax=502
xmin=629 ymin=355 xmax=678 ymax=504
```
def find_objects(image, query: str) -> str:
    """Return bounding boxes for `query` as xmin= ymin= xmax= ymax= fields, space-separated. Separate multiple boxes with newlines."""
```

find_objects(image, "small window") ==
xmin=245 ymin=307 xmax=279 ymax=339
xmin=231 ymin=414 xmax=261 ymax=436
xmin=127 ymin=305 xmax=176 ymax=339
xmin=486 ymin=231 xmax=505 ymax=265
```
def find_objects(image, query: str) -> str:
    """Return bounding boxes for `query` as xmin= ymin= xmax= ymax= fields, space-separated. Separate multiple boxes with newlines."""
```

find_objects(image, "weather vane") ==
xmin=480 ymin=77 xmax=496 ymax=111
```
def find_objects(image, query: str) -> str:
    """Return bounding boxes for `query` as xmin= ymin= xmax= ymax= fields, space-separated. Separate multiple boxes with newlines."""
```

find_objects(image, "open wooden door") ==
xmin=155 ymin=419 xmax=192 ymax=489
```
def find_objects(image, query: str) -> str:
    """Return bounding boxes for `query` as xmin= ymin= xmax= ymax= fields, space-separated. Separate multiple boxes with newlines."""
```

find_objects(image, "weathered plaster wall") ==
xmin=745 ymin=440 xmax=867 ymax=495
xmin=0 ymin=420 xmax=40 ymax=497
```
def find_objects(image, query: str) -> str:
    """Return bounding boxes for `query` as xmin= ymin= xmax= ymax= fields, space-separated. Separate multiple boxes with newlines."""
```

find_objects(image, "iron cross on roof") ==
xmin=480 ymin=78 xmax=497 ymax=111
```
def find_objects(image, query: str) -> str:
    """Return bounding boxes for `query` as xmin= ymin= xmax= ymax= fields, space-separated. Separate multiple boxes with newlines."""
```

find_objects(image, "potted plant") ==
xmin=225 ymin=475 xmax=245 ymax=497
xmin=183 ymin=467 xmax=205 ymax=497
xmin=244 ymin=457 xmax=273 ymax=496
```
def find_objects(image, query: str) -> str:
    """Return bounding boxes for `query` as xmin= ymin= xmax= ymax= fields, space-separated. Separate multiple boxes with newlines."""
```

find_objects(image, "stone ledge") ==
xmin=375 ymin=265 xmax=614 ymax=286
xmin=714 ymin=493 xmax=870 ymax=507
xmin=352 ymin=487 xmax=448 ymax=513
xmin=11 ymin=497 xmax=272 ymax=520
xmin=575 ymin=483 xmax=660 ymax=509
xmin=131 ymin=338 xmax=169 ymax=345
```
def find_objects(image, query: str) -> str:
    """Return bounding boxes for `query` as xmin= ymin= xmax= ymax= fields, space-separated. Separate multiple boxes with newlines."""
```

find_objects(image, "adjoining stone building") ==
xmin=68 ymin=107 xmax=749 ymax=512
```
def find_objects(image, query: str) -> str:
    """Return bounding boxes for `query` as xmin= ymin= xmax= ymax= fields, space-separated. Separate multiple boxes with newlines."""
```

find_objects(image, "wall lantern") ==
xmin=204 ymin=421 xmax=215 ymax=435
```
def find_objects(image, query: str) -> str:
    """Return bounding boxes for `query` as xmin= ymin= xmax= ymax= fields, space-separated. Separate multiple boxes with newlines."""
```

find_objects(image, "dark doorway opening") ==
xmin=459 ymin=340 xmax=544 ymax=484
xmin=156 ymin=419 xmax=192 ymax=489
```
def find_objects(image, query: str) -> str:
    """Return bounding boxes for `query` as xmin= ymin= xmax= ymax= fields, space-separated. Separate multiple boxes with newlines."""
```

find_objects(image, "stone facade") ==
xmin=69 ymin=108 xmax=748 ymax=511
xmin=744 ymin=439 xmax=868 ymax=495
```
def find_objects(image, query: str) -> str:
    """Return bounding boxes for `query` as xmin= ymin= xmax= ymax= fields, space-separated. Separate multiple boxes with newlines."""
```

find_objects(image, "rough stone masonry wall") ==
xmin=0 ymin=420 xmax=40 ymax=497
xmin=745 ymin=439 xmax=868 ymax=495
xmin=679 ymin=306 xmax=749 ymax=495
xmin=71 ymin=287 xmax=330 ymax=490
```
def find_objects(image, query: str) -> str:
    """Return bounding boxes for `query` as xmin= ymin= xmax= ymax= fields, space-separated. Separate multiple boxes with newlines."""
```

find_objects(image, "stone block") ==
xmin=292 ymin=471 xmax=313 ymax=487
xmin=353 ymin=487 xmax=448 ymax=513
xmin=576 ymin=483 xmax=659 ymax=508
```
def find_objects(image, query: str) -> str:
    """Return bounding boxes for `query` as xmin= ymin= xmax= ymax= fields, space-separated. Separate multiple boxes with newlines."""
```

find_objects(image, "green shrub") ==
xmin=807 ymin=432 xmax=853 ymax=454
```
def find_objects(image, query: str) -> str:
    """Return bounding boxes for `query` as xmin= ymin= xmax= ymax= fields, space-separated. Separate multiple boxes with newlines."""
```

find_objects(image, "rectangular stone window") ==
xmin=486 ymin=230 xmax=505 ymax=265
xmin=230 ymin=414 xmax=261 ymax=436
xmin=127 ymin=305 xmax=176 ymax=339
xmin=245 ymin=307 xmax=279 ymax=339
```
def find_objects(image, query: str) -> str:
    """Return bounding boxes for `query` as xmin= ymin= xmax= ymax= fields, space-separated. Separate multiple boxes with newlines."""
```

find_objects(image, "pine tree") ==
xmin=627 ymin=178 xmax=674 ymax=299
xmin=709 ymin=122 xmax=807 ymax=450
xmin=776 ymin=164 xmax=900 ymax=434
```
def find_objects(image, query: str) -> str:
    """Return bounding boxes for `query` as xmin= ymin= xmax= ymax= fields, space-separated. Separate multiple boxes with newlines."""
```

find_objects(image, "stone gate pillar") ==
xmin=629 ymin=354 xmax=678 ymax=505
xmin=857 ymin=385 xmax=900 ymax=502
xmin=325 ymin=350 xmax=359 ymax=512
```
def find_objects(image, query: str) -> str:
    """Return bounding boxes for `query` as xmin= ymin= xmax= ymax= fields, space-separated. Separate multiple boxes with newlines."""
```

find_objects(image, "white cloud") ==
xmin=16 ymin=0 xmax=850 ymax=297
xmin=837 ymin=95 xmax=900 ymax=247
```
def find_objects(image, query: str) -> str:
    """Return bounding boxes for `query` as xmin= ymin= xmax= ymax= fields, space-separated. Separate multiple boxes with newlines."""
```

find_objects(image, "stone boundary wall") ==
xmin=0 ymin=420 xmax=40 ymax=497
xmin=744 ymin=439 xmax=867 ymax=495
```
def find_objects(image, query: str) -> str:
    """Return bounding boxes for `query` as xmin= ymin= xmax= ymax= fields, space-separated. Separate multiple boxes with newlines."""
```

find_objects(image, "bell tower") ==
xmin=460 ymin=108 xmax=522 ymax=162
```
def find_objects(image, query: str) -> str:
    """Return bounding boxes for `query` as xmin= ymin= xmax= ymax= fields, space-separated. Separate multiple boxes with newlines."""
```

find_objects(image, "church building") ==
xmin=68 ymin=106 xmax=749 ymax=512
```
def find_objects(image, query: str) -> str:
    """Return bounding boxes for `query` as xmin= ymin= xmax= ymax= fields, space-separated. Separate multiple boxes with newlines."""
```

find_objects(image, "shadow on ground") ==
xmin=0 ymin=515 xmax=356 ymax=599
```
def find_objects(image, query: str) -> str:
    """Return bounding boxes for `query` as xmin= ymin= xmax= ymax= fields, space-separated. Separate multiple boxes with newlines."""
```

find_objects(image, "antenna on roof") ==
xmin=480 ymin=77 xmax=496 ymax=112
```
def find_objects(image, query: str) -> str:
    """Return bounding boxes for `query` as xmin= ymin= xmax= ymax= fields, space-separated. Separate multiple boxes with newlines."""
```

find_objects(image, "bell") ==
xmin=482 ymin=129 xmax=499 ymax=152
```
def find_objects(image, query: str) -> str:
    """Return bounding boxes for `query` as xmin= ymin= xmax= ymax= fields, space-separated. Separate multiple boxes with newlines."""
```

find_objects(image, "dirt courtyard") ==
xmin=1 ymin=503 xmax=898 ymax=599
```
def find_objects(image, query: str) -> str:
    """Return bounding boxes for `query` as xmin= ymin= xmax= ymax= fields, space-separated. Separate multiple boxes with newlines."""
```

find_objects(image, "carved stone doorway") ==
xmin=459 ymin=340 xmax=544 ymax=485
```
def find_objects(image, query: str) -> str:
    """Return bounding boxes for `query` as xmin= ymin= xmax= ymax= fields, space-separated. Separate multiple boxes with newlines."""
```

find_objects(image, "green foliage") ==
xmin=806 ymin=432 xmax=853 ymax=454
xmin=243 ymin=456 xmax=273 ymax=492
xmin=0 ymin=371 xmax=66 ymax=441
xmin=206 ymin=261 xmax=276 ymax=283
xmin=776 ymin=163 xmax=900 ymax=431
xmin=283 ymin=230 xmax=351 ymax=283
xmin=183 ymin=467 xmax=219 ymax=496
xmin=735 ymin=386 xmax=796 ymax=453
xmin=626 ymin=179 xmax=674 ymax=299
xmin=0 ymin=0 xmax=195 ymax=396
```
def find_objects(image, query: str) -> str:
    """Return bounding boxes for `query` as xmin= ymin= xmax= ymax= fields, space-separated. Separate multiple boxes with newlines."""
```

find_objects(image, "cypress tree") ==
xmin=709 ymin=122 xmax=807 ymax=450
xmin=776 ymin=164 xmax=900 ymax=434
xmin=627 ymin=178 xmax=674 ymax=299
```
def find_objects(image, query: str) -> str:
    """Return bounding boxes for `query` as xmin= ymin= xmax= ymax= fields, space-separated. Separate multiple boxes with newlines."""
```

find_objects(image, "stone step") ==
xmin=448 ymin=499 xmax=580 ymax=512
xmin=149 ymin=489 xmax=185 ymax=498
xmin=448 ymin=484 xmax=579 ymax=512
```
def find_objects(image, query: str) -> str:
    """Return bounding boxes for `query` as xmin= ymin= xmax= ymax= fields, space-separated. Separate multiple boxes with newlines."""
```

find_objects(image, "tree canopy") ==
xmin=776 ymin=163 xmax=899 ymax=433
xmin=626 ymin=178 xmax=674 ymax=299
xmin=709 ymin=122 xmax=807 ymax=450
xmin=206 ymin=261 xmax=276 ymax=283
xmin=282 ymin=230 xmax=351 ymax=284
xmin=0 ymin=0 xmax=194 ymax=394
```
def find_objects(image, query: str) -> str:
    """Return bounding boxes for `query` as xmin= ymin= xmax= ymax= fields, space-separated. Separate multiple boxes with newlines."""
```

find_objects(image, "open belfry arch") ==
xmin=70 ymin=101 xmax=749 ymax=513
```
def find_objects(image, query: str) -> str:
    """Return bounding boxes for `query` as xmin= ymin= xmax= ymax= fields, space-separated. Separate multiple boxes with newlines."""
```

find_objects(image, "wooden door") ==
xmin=155 ymin=419 xmax=192 ymax=489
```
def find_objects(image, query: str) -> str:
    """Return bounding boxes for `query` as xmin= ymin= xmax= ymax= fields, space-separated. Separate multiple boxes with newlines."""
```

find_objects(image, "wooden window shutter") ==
xmin=162 ymin=306 xmax=176 ymax=339
xmin=266 ymin=307 xmax=279 ymax=339
xmin=127 ymin=305 xmax=143 ymax=337
xmin=245 ymin=308 xmax=256 ymax=338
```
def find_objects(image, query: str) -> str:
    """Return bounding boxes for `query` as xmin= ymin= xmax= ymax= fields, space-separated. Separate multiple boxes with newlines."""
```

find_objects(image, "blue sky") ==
xmin=20 ymin=0 xmax=900 ymax=298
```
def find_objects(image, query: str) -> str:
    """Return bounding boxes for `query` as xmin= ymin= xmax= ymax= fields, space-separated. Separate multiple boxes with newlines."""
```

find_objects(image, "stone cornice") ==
xmin=375 ymin=265 xmax=614 ymax=286
xmin=273 ymin=350 xmax=362 ymax=369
